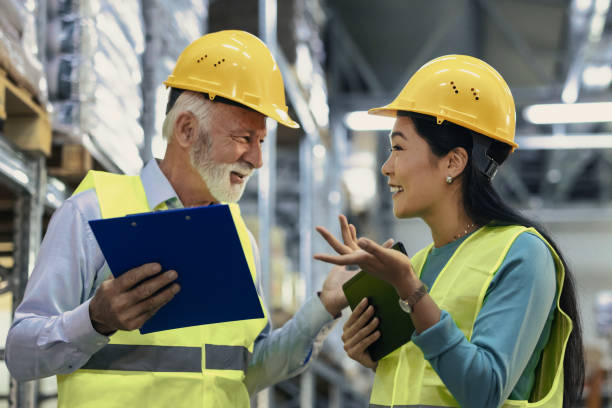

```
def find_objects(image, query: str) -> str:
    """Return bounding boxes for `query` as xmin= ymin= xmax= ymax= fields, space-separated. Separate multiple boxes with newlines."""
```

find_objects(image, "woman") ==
xmin=315 ymin=55 xmax=583 ymax=408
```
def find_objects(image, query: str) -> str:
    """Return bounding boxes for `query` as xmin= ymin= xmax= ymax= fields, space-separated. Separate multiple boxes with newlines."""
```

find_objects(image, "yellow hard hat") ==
xmin=369 ymin=55 xmax=517 ymax=150
xmin=164 ymin=30 xmax=299 ymax=129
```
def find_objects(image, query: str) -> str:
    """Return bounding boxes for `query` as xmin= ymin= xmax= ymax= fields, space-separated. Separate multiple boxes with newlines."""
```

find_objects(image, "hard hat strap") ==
xmin=471 ymin=133 xmax=499 ymax=180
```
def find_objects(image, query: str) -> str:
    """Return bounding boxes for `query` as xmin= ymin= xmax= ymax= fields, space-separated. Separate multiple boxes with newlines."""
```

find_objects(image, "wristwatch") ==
xmin=398 ymin=282 xmax=429 ymax=313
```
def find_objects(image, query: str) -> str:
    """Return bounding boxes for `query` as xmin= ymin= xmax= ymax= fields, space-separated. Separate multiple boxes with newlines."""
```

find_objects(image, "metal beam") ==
xmin=258 ymin=1 xmax=277 ymax=407
xmin=331 ymin=16 xmax=384 ymax=93
xmin=560 ymin=0 xmax=611 ymax=103
xmin=476 ymin=0 xmax=553 ymax=83
xmin=9 ymin=154 xmax=45 ymax=408
xmin=392 ymin=5 xmax=469 ymax=96
xmin=0 ymin=136 xmax=35 ymax=195
xmin=553 ymin=150 xmax=594 ymax=201
xmin=497 ymin=161 xmax=531 ymax=205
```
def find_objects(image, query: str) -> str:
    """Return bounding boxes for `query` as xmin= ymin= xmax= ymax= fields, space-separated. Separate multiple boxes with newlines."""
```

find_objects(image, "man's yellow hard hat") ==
xmin=164 ymin=30 xmax=299 ymax=129
xmin=369 ymin=55 xmax=517 ymax=150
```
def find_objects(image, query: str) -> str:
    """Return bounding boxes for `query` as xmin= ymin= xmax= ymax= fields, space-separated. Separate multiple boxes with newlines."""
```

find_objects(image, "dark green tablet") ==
xmin=342 ymin=242 xmax=416 ymax=361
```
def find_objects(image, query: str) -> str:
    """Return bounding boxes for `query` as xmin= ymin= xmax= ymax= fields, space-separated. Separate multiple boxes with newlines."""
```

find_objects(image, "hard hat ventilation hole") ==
xmin=472 ymin=88 xmax=480 ymax=101
xmin=451 ymin=81 xmax=459 ymax=94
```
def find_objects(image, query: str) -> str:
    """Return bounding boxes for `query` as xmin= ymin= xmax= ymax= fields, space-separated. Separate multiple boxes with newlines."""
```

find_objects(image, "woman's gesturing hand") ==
xmin=342 ymin=297 xmax=380 ymax=371
xmin=315 ymin=231 xmax=417 ymax=292
xmin=317 ymin=215 xmax=393 ymax=317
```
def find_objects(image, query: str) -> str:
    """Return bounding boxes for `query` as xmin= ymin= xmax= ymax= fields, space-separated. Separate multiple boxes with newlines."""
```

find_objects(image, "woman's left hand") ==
xmin=314 ymin=236 xmax=418 ymax=292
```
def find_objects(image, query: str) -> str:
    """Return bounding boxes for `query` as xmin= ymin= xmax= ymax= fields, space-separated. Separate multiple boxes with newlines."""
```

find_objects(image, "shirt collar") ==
xmin=139 ymin=159 xmax=181 ymax=210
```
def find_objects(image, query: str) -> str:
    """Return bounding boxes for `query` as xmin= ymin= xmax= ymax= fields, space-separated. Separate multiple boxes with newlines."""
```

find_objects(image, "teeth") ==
xmin=390 ymin=186 xmax=404 ymax=193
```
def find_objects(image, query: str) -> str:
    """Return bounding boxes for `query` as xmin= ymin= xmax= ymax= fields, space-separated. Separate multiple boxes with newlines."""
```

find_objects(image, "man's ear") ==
xmin=173 ymin=112 xmax=198 ymax=148
xmin=446 ymin=147 xmax=469 ymax=178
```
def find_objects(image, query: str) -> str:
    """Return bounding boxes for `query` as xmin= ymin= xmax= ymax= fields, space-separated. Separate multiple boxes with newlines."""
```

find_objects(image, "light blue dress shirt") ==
xmin=410 ymin=230 xmax=557 ymax=408
xmin=6 ymin=160 xmax=336 ymax=394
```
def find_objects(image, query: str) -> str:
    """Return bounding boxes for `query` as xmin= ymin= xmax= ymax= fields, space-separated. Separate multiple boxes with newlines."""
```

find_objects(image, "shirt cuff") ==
xmin=411 ymin=310 xmax=464 ymax=360
xmin=294 ymin=295 xmax=336 ymax=340
xmin=62 ymin=298 xmax=109 ymax=355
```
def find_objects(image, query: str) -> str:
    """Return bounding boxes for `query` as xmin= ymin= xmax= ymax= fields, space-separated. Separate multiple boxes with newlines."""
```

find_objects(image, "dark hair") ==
xmin=399 ymin=111 xmax=584 ymax=407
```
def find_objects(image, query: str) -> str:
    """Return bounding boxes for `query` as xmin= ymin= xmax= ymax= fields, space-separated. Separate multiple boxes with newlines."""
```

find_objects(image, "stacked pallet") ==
xmin=46 ymin=0 xmax=145 ymax=174
xmin=0 ymin=0 xmax=46 ymax=104
xmin=0 ymin=0 xmax=50 ymax=156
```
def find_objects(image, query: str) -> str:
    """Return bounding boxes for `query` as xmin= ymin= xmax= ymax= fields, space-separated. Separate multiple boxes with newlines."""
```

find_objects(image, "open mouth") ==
xmin=389 ymin=184 xmax=404 ymax=197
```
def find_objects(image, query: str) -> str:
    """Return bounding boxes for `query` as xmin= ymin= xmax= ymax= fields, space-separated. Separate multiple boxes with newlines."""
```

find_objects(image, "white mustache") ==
xmin=228 ymin=163 xmax=254 ymax=178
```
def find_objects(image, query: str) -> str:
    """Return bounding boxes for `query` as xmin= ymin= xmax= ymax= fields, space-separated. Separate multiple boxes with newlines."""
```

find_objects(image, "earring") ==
xmin=446 ymin=176 xmax=453 ymax=184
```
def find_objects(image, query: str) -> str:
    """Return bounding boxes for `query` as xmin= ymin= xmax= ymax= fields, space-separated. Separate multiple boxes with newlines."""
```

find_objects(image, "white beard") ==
xmin=189 ymin=133 xmax=253 ymax=203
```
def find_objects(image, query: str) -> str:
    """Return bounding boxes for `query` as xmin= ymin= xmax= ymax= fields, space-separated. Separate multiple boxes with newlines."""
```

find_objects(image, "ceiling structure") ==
xmin=327 ymin=0 xmax=612 ymax=209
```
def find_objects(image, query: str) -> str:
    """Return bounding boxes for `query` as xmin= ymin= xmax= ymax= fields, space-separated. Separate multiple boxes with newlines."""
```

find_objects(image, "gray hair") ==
xmin=162 ymin=91 xmax=214 ymax=141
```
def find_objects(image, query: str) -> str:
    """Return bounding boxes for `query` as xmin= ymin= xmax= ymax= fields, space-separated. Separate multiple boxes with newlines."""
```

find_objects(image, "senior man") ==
xmin=6 ymin=30 xmax=355 ymax=407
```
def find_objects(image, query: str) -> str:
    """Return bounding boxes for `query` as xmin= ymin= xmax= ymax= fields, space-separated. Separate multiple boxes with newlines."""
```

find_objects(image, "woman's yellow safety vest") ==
xmin=370 ymin=225 xmax=572 ymax=408
xmin=56 ymin=171 xmax=268 ymax=407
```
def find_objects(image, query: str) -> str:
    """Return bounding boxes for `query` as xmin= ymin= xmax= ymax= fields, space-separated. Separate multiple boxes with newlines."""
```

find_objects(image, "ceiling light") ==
xmin=582 ymin=65 xmax=612 ymax=87
xmin=344 ymin=111 xmax=395 ymax=131
xmin=517 ymin=134 xmax=612 ymax=149
xmin=576 ymin=0 xmax=592 ymax=12
xmin=523 ymin=102 xmax=612 ymax=124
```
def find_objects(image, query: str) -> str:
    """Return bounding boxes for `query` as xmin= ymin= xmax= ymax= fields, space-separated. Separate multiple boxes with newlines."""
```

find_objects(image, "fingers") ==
xmin=313 ymin=250 xmax=372 ymax=266
xmin=339 ymin=215 xmax=357 ymax=250
xmin=350 ymin=224 xmax=357 ymax=242
xmin=315 ymin=226 xmax=351 ymax=255
xmin=127 ymin=270 xmax=179 ymax=303
xmin=343 ymin=302 xmax=376 ymax=342
xmin=345 ymin=329 xmax=380 ymax=365
xmin=357 ymin=238 xmax=388 ymax=259
xmin=382 ymin=238 xmax=395 ymax=248
xmin=115 ymin=263 xmax=162 ymax=291
xmin=126 ymin=283 xmax=181 ymax=321
xmin=344 ymin=298 xmax=368 ymax=328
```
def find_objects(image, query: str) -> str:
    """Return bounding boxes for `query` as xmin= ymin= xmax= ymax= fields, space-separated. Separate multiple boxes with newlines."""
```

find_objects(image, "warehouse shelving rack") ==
xmin=0 ymin=61 xmax=67 ymax=407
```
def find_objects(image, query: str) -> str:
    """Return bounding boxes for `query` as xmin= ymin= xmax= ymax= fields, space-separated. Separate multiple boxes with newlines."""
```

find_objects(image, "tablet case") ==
xmin=342 ymin=242 xmax=416 ymax=361
xmin=89 ymin=204 xmax=264 ymax=334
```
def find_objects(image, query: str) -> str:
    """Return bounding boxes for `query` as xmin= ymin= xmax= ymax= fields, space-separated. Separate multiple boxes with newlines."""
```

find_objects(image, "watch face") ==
xmin=398 ymin=298 xmax=412 ymax=314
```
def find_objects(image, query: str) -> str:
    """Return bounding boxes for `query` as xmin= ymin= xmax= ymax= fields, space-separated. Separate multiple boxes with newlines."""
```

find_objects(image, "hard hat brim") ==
xmin=163 ymin=81 xmax=300 ymax=129
xmin=368 ymin=105 xmax=518 ymax=151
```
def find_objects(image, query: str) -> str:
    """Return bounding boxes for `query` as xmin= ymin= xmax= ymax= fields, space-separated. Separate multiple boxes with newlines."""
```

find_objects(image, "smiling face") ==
xmin=189 ymin=102 xmax=267 ymax=203
xmin=381 ymin=115 xmax=450 ymax=219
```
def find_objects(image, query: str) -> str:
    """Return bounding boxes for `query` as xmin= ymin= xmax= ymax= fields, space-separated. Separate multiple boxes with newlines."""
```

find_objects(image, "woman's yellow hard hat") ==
xmin=369 ymin=55 xmax=517 ymax=150
xmin=164 ymin=30 xmax=299 ymax=129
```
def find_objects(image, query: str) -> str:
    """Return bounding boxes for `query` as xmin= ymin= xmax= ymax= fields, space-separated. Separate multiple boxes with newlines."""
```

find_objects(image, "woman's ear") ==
xmin=173 ymin=111 xmax=198 ymax=148
xmin=446 ymin=147 xmax=469 ymax=178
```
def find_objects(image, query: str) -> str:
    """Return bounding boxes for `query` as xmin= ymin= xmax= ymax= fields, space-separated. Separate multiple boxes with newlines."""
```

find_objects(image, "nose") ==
xmin=243 ymin=141 xmax=263 ymax=169
xmin=381 ymin=154 xmax=393 ymax=177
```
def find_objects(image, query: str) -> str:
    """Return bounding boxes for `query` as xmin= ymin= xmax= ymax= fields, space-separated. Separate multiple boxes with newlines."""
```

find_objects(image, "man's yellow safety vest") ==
xmin=370 ymin=225 xmax=572 ymax=408
xmin=56 ymin=171 xmax=268 ymax=407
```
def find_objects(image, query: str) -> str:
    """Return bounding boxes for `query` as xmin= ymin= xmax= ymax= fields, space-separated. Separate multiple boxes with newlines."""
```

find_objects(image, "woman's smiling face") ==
xmin=381 ymin=115 xmax=449 ymax=219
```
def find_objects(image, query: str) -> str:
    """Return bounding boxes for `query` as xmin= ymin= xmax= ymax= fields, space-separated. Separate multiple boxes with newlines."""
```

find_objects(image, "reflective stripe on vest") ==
xmin=81 ymin=344 xmax=250 ymax=373
xmin=370 ymin=225 xmax=571 ymax=408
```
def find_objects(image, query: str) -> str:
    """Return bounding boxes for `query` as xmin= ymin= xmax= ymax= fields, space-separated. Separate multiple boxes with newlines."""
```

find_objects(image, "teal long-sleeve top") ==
xmin=410 ymin=230 xmax=557 ymax=408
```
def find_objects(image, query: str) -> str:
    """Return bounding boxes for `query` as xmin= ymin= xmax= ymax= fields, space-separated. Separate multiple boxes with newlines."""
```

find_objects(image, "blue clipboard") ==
xmin=88 ymin=204 xmax=264 ymax=334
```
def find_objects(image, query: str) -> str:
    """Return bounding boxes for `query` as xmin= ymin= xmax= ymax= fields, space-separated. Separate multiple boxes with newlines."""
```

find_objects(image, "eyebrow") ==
xmin=390 ymin=131 xmax=407 ymax=141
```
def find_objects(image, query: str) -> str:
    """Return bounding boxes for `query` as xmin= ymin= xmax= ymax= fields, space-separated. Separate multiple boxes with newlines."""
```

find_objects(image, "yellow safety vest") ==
xmin=57 ymin=170 xmax=268 ymax=408
xmin=370 ymin=225 xmax=572 ymax=408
